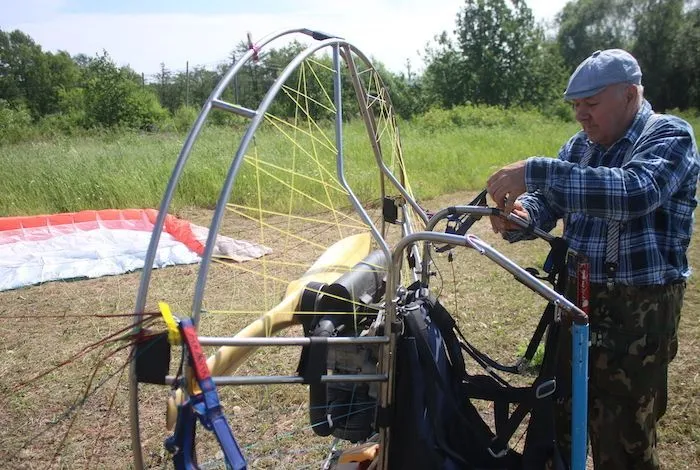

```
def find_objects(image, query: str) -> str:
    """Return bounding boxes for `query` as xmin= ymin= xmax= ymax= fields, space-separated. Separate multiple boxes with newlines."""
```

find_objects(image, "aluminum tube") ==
xmin=197 ymin=336 xmax=389 ymax=346
xmin=343 ymin=48 xmax=429 ymax=228
xmin=464 ymin=234 xmax=586 ymax=321
xmin=130 ymin=28 xmax=341 ymax=469
xmin=165 ymin=373 xmax=389 ymax=386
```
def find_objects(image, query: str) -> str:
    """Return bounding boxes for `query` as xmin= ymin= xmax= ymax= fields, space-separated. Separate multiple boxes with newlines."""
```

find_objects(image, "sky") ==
xmin=1 ymin=0 xmax=569 ymax=78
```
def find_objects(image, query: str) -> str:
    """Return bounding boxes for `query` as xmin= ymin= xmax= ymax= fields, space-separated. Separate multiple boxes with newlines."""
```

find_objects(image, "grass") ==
xmin=5 ymin=110 xmax=695 ymax=217
xmin=0 ymin=116 xmax=581 ymax=217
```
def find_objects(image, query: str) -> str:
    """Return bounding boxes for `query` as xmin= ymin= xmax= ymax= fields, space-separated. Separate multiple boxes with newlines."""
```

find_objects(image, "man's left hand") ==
xmin=487 ymin=159 xmax=528 ymax=213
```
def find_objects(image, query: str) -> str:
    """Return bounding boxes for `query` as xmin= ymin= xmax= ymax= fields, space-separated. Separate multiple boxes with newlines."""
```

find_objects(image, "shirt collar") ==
xmin=621 ymin=99 xmax=654 ymax=144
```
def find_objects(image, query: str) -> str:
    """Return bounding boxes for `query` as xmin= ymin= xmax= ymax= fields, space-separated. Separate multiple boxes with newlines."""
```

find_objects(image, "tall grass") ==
xmin=2 ymin=108 xmax=696 ymax=217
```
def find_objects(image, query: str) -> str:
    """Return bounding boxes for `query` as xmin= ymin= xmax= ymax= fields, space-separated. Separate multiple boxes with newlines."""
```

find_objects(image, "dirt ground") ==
xmin=1 ymin=190 xmax=698 ymax=469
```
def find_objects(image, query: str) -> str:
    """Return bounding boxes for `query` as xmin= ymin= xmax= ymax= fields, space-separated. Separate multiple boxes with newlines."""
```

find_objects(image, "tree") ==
xmin=152 ymin=63 xmax=183 ymax=113
xmin=458 ymin=0 xmax=544 ymax=106
xmin=378 ymin=68 xmax=429 ymax=119
xmin=520 ymin=39 xmax=571 ymax=114
xmin=632 ymin=0 xmax=685 ymax=110
xmin=423 ymin=32 xmax=469 ymax=108
xmin=82 ymin=52 xmax=167 ymax=129
xmin=186 ymin=66 xmax=220 ymax=107
xmin=422 ymin=0 xmax=568 ymax=111
xmin=555 ymin=0 xmax=700 ymax=110
xmin=0 ymin=29 xmax=80 ymax=118
xmin=669 ymin=5 xmax=700 ymax=108
xmin=46 ymin=51 xmax=81 ymax=113
xmin=556 ymin=0 xmax=634 ymax=71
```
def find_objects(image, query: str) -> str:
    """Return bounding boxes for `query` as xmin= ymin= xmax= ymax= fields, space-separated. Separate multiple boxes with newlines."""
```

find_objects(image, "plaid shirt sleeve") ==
xmin=500 ymin=142 xmax=571 ymax=243
xmin=524 ymin=117 xmax=699 ymax=222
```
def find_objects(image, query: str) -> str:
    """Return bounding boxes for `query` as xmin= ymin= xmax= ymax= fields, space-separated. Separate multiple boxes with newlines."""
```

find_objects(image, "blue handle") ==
xmin=571 ymin=323 xmax=589 ymax=470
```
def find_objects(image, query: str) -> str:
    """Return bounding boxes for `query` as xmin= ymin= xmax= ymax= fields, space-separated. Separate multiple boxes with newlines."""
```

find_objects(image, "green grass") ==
xmin=0 ymin=117 xmax=581 ymax=217
xmin=4 ymin=109 xmax=697 ymax=217
xmin=402 ymin=119 xmax=581 ymax=200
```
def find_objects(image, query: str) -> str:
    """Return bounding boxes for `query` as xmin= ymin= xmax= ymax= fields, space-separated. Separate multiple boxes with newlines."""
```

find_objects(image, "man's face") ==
xmin=571 ymin=84 xmax=636 ymax=147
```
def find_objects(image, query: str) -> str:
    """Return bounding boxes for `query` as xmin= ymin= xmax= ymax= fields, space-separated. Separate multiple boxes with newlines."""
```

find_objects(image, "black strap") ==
xmin=460 ymin=238 xmax=569 ymax=461
xmin=518 ymin=238 xmax=569 ymax=368
xmin=393 ymin=239 xmax=570 ymax=467
xmin=297 ymin=337 xmax=328 ymax=385
xmin=403 ymin=306 xmax=487 ymax=465
xmin=436 ymin=189 xmax=489 ymax=253
xmin=296 ymin=281 xmax=327 ymax=383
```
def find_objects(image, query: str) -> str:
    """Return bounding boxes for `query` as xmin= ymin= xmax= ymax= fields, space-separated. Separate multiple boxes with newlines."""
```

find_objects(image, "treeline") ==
xmin=1 ymin=0 xmax=698 ymax=143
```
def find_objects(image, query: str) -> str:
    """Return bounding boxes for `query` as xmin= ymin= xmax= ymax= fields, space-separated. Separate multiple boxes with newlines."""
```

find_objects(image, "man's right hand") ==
xmin=489 ymin=200 xmax=530 ymax=235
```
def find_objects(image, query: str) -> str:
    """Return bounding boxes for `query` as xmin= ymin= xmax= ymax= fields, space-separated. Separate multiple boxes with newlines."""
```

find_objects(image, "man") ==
xmin=486 ymin=49 xmax=699 ymax=469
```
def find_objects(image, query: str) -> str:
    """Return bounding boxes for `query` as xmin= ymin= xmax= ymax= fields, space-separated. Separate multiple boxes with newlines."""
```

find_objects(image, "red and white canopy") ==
xmin=0 ymin=209 xmax=270 ymax=291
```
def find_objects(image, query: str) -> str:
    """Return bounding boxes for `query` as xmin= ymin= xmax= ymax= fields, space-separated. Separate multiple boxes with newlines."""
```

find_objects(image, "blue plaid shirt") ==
xmin=517 ymin=100 xmax=700 ymax=285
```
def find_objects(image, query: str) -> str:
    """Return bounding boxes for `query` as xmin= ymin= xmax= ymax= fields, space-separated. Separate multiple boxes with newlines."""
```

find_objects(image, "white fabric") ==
xmin=0 ymin=220 xmax=272 ymax=291
xmin=0 ymin=227 xmax=200 ymax=291
xmin=189 ymin=224 xmax=272 ymax=262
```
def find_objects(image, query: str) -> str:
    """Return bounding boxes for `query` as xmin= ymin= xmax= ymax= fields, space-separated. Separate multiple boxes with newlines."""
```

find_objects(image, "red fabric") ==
xmin=0 ymin=209 xmax=204 ymax=255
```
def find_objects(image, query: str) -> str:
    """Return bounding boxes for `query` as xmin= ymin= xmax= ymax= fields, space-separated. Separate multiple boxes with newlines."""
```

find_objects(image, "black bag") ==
xmin=388 ymin=287 xmax=521 ymax=469
xmin=388 ymin=283 xmax=567 ymax=470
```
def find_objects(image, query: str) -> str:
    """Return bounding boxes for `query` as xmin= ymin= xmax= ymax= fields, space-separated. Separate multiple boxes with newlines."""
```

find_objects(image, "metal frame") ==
xmin=130 ymin=28 xmax=589 ymax=470
xmin=130 ymin=28 xmax=424 ymax=469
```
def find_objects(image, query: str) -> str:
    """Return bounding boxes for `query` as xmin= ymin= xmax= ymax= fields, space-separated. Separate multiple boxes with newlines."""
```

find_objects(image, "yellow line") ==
xmin=281 ymin=83 xmax=336 ymax=115
xmin=239 ymin=159 xmax=350 ymax=217
xmin=221 ymin=207 xmax=328 ymax=250
xmin=240 ymin=155 xmax=346 ymax=196
xmin=226 ymin=204 xmax=366 ymax=230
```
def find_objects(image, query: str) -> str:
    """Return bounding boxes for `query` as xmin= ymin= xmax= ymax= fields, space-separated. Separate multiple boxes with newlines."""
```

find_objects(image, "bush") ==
xmin=37 ymin=111 xmax=87 ymax=136
xmin=413 ymin=104 xmax=552 ymax=133
xmin=540 ymin=100 xmax=576 ymax=123
xmin=207 ymin=107 xmax=250 ymax=130
xmin=666 ymin=107 xmax=700 ymax=121
xmin=0 ymin=100 xmax=36 ymax=144
xmin=123 ymin=87 xmax=169 ymax=130
xmin=82 ymin=53 xmax=169 ymax=130
xmin=172 ymin=105 xmax=199 ymax=133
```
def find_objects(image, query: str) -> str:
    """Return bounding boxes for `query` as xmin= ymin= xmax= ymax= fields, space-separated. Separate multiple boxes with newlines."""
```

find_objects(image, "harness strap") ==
xmin=454 ymin=238 xmax=569 ymax=377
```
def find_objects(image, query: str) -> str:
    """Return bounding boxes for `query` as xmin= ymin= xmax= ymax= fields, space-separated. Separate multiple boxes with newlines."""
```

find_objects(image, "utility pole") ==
xmin=185 ymin=61 xmax=190 ymax=108
xmin=160 ymin=62 xmax=167 ymax=104
xmin=231 ymin=52 xmax=239 ymax=103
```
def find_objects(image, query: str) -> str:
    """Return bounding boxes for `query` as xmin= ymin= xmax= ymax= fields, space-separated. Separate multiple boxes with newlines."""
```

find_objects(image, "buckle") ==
xmin=487 ymin=442 xmax=509 ymax=459
xmin=565 ymin=248 xmax=579 ymax=267
xmin=535 ymin=379 xmax=557 ymax=399
xmin=604 ymin=262 xmax=617 ymax=290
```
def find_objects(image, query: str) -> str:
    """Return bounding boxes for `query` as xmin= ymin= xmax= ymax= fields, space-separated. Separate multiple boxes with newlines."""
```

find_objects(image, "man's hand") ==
xmin=486 ymin=159 xmax=528 ymax=213
xmin=489 ymin=200 xmax=530 ymax=235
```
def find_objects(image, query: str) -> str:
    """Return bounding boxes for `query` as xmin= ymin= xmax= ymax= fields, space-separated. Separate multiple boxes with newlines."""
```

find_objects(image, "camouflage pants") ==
xmin=555 ymin=281 xmax=684 ymax=470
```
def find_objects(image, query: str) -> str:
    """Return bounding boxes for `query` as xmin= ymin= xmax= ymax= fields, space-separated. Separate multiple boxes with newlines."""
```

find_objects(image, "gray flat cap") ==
xmin=564 ymin=49 xmax=642 ymax=100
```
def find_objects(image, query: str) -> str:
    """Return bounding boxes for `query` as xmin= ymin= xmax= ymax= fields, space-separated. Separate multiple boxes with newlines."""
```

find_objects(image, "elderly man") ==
xmin=487 ymin=49 xmax=699 ymax=469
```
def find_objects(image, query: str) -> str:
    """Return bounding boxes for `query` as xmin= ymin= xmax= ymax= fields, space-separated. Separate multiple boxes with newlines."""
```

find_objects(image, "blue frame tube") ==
xmin=571 ymin=322 xmax=589 ymax=470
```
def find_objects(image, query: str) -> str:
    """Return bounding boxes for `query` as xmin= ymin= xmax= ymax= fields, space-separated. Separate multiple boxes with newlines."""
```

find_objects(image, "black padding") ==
xmin=134 ymin=331 xmax=171 ymax=385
